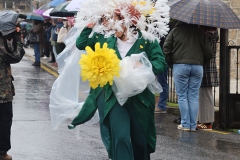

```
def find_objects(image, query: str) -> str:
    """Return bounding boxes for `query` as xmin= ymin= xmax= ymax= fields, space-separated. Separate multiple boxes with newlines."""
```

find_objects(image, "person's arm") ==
xmin=163 ymin=30 xmax=174 ymax=68
xmin=76 ymin=27 xmax=95 ymax=50
xmin=0 ymin=39 xmax=25 ymax=64
xmin=202 ymin=33 xmax=213 ymax=64
xmin=146 ymin=40 xmax=167 ymax=74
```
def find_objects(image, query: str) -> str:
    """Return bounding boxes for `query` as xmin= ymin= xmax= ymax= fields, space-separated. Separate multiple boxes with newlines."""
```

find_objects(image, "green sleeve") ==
xmin=146 ymin=40 xmax=167 ymax=74
xmin=76 ymin=27 xmax=95 ymax=50
xmin=70 ymin=92 xmax=98 ymax=127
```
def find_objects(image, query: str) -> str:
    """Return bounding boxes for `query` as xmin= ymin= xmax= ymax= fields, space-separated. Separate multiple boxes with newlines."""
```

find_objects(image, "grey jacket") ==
xmin=0 ymin=33 xmax=25 ymax=103
xmin=163 ymin=21 xmax=213 ymax=67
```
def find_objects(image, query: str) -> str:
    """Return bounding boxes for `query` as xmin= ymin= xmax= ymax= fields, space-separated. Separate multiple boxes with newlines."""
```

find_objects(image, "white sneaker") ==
xmin=43 ymin=56 xmax=48 ymax=59
xmin=177 ymin=124 xmax=190 ymax=131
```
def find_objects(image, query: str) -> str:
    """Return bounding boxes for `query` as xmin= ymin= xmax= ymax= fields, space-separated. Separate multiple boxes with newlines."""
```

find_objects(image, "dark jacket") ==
xmin=46 ymin=25 xmax=54 ymax=42
xmin=51 ymin=25 xmax=58 ymax=42
xmin=31 ymin=22 xmax=44 ymax=43
xmin=201 ymin=31 xmax=219 ymax=87
xmin=163 ymin=21 xmax=213 ymax=67
xmin=0 ymin=32 xmax=25 ymax=103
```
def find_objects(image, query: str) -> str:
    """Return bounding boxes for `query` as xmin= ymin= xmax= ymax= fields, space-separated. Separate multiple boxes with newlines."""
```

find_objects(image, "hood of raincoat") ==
xmin=0 ymin=10 xmax=19 ymax=36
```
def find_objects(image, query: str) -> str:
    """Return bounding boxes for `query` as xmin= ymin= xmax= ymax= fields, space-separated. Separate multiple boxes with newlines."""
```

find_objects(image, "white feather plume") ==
xmin=75 ymin=0 xmax=170 ymax=42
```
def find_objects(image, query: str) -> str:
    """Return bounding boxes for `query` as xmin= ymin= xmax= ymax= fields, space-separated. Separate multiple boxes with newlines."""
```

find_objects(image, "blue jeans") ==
xmin=157 ymin=68 xmax=169 ymax=111
xmin=173 ymin=64 xmax=203 ymax=130
xmin=34 ymin=43 xmax=40 ymax=62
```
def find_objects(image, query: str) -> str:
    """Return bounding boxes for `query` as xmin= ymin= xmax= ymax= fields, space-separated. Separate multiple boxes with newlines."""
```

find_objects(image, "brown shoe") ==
xmin=154 ymin=107 xmax=166 ymax=114
xmin=0 ymin=154 xmax=12 ymax=160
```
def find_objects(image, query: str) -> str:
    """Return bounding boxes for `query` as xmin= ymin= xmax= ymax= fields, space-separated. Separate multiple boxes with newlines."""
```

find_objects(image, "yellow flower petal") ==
xmin=79 ymin=42 xmax=121 ymax=89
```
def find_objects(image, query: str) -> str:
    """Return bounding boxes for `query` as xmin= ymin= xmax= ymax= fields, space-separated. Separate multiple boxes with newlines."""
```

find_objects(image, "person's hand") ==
xmin=87 ymin=22 xmax=96 ymax=28
xmin=16 ymin=27 xmax=21 ymax=33
xmin=134 ymin=61 xmax=142 ymax=68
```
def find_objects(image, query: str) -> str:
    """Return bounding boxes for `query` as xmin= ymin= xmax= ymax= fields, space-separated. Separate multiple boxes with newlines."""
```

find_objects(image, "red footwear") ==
xmin=196 ymin=124 xmax=212 ymax=130
xmin=52 ymin=62 xmax=57 ymax=67
xmin=0 ymin=154 xmax=12 ymax=160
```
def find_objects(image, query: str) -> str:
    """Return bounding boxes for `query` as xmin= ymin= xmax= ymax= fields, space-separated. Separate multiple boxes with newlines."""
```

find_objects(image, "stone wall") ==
xmin=216 ymin=0 xmax=240 ymax=80
xmin=224 ymin=0 xmax=240 ymax=45
xmin=0 ymin=0 xmax=51 ymax=13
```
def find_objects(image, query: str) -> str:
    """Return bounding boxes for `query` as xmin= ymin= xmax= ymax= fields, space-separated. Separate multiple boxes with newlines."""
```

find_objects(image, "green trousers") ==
xmin=97 ymin=91 xmax=150 ymax=160
xmin=97 ymin=91 xmax=112 ymax=158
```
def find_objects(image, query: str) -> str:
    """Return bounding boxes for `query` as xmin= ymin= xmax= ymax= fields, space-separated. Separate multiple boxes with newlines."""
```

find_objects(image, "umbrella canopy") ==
xmin=49 ymin=0 xmax=66 ymax=7
xmin=43 ymin=8 xmax=67 ymax=19
xmin=169 ymin=0 xmax=240 ymax=29
xmin=50 ymin=1 xmax=76 ymax=17
xmin=65 ymin=0 xmax=84 ymax=12
xmin=26 ymin=13 xmax=44 ymax=21
xmin=43 ymin=8 xmax=54 ymax=17
xmin=0 ymin=10 xmax=19 ymax=36
xmin=36 ymin=3 xmax=51 ymax=11
xmin=34 ymin=3 xmax=52 ymax=18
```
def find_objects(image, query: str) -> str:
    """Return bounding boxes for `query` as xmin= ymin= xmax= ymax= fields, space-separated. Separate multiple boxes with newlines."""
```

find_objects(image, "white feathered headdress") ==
xmin=75 ymin=0 xmax=170 ymax=42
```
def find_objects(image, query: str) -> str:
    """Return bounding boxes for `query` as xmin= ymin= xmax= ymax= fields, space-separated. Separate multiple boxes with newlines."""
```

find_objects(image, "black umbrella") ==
xmin=169 ymin=0 xmax=240 ymax=29
xmin=49 ymin=1 xmax=76 ymax=17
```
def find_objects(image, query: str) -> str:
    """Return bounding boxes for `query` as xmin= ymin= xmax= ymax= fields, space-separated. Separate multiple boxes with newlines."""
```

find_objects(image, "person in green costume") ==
xmin=80 ymin=17 xmax=113 ymax=159
xmin=71 ymin=6 xmax=167 ymax=160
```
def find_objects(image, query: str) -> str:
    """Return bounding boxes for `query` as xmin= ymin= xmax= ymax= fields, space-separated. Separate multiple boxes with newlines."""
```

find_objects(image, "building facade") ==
xmin=0 ymin=0 xmax=51 ymax=13
xmin=221 ymin=0 xmax=240 ymax=79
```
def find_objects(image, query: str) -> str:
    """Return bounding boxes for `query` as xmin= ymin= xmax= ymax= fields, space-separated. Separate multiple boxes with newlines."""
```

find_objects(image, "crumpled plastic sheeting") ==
xmin=57 ymin=27 xmax=82 ymax=74
xmin=49 ymin=27 xmax=99 ymax=130
xmin=112 ymin=52 xmax=162 ymax=106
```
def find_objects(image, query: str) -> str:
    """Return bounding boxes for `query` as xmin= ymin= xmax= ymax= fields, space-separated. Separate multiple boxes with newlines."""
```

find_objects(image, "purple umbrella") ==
xmin=34 ymin=3 xmax=52 ymax=18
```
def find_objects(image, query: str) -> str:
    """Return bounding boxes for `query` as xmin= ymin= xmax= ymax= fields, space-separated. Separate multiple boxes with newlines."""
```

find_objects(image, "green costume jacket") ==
xmin=71 ymin=27 xmax=166 ymax=153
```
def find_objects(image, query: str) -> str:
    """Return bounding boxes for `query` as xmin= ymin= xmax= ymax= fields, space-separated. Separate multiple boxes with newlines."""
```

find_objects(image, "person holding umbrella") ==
xmin=163 ymin=21 xmax=213 ymax=131
xmin=0 ymin=11 xmax=25 ymax=160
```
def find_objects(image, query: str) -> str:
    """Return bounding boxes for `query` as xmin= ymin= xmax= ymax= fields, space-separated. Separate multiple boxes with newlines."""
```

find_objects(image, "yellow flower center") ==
xmin=79 ymin=42 xmax=120 ymax=89
xmin=92 ymin=56 xmax=111 ymax=76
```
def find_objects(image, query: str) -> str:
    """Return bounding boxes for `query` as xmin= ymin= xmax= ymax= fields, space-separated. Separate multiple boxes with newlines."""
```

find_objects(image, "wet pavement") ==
xmin=7 ymin=48 xmax=240 ymax=160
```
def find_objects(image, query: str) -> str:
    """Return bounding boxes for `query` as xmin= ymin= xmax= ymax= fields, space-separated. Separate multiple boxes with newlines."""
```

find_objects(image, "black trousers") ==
xmin=0 ymin=102 xmax=12 ymax=155
xmin=50 ymin=45 xmax=55 ymax=62
xmin=43 ymin=42 xmax=51 ymax=57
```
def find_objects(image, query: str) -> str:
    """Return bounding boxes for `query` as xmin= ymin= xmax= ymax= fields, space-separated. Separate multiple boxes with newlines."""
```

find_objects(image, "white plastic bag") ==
xmin=63 ymin=27 xmax=82 ymax=46
xmin=49 ymin=49 xmax=99 ymax=130
xmin=112 ymin=52 xmax=162 ymax=106
xmin=147 ymin=78 xmax=163 ymax=94
xmin=57 ymin=27 xmax=82 ymax=74
xmin=57 ymin=47 xmax=80 ymax=74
